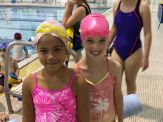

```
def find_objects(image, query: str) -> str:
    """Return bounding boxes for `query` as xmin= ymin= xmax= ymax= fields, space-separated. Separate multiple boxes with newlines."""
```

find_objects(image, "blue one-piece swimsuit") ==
xmin=113 ymin=0 xmax=143 ymax=61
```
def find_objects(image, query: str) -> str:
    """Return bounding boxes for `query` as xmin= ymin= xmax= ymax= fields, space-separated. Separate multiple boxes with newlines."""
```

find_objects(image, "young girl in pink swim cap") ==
xmin=76 ymin=13 xmax=123 ymax=122
xmin=22 ymin=20 xmax=89 ymax=122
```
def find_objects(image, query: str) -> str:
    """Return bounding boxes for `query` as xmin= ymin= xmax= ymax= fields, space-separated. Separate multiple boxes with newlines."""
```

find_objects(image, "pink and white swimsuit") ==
xmin=77 ymin=60 xmax=116 ymax=122
xmin=32 ymin=73 xmax=77 ymax=122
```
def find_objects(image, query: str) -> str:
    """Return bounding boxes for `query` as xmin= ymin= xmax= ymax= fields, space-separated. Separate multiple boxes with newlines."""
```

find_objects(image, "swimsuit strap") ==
xmin=67 ymin=72 xmax=77 ymax=86
xmin=129 ymin=0 xmax=142 ymax=55
xmin=116 ymin=1 xmax=121 ymax=12
xmin=135 ymin=0 xmax=143 ymax=26
xmin=135 ymin=0 xmax=141 ymax=11
xmin=77 ymin=4 xmax=91 ymax=15
xmin=33 ymin=71 xmax=77 ymax=87
xmin=33 ymin=72 xmax=38 ymax=86
xmin=106 ymin=58 xmax=116 ymax=82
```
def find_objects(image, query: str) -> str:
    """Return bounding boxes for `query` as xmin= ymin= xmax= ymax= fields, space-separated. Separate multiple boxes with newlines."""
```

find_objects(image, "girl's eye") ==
xmin=38 ymin=49 xmax=48 ymax=54
xmin=86 ymin=39 xmax=94 ymax=44
xmin=53 ymin=47 xmax=65 ymax=52
xmin=99 ymin=39 xmax=106 ymax=43
xmin=37 ymin=47 xmax=65 ymax=55
xmin=52 ymin=48 xmax=64 ymax=52
xmin=55 ymin=48 xmax=63 ymax=51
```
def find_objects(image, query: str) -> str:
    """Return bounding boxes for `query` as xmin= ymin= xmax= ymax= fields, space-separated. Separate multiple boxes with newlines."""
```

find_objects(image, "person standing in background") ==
xmin=109 ymin=0 xmax=152 ymax=94
xmin=13 ymin=33 xmax=29 ymax=62
xmin=62 ymin=0 xmax=91 ymax=59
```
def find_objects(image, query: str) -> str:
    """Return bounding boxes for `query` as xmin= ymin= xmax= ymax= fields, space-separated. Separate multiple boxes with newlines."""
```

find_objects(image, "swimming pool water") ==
xmin=0 ymin=6 xmax=108 ymax=42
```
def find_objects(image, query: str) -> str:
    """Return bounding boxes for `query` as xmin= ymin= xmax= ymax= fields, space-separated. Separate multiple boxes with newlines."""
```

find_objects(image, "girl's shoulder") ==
xmin=22 ymin=73 xmax=35 ymax=92
xmin=139 ymin=0 xmax=150 ymax=13
xmin=65 ymin=67 xmax=78 ymax=83
xmin=75 ymin=4 xmax=88 ymax=14
xmin=107 ymin=57 xmax=122 ymax=77
xmin=140 ymin=0 xmax=149 ymax=6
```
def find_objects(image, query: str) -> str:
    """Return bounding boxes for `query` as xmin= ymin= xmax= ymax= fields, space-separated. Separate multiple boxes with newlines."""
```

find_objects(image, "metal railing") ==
xmin=4 ymin=41 xmax=33 ymax=113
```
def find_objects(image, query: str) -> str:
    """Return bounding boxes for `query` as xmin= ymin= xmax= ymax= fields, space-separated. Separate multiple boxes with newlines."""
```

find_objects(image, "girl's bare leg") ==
xmin=124 ymin=49 xmax=143 ymax=94
xmin=111 ymin=49 xmax=124 ymax=68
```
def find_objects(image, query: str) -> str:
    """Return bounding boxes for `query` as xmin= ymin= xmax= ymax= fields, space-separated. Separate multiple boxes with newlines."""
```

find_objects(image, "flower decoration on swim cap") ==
xmin=80 ymin=13 xmax=109 ymax=41
xmin=34 ymin=20 xmax=71 ymax=48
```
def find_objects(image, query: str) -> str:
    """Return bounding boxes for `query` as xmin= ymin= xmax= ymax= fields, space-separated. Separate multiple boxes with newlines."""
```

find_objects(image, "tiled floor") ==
xmin=0 ymin=3 xmax=163 ymax=122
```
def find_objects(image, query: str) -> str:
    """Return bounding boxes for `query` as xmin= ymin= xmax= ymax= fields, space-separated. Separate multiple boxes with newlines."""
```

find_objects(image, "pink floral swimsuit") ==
xmin=32 ymin=73 xmax=77 ymax=122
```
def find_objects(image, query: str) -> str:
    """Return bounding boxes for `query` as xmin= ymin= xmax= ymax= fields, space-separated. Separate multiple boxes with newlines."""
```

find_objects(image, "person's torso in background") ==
xmin=13 ymin=45 xmax=25 ymax=61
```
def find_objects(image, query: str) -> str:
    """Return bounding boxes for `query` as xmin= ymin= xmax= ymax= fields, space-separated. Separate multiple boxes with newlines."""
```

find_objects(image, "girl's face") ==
xmin=37 ymin=34 xmax=67 ymax=71
xmin=83 ymin=36 xmax=108 ymax=59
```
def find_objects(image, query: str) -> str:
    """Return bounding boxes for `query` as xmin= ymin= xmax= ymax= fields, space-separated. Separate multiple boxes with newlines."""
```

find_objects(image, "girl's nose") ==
xmin=92 ymin=43 xmax=99 ymax=49
xmin=47 ymin=52 xmax=56 ymax=59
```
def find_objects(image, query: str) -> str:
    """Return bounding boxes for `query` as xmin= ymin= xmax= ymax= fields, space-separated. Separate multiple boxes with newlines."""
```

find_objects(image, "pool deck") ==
xmin=0 ymin=3 xmax=163 ymax=122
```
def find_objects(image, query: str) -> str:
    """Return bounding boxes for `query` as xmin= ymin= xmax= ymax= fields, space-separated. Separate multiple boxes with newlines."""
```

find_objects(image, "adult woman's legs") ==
xmin=124 ymin=48 xmax=143 ymax=94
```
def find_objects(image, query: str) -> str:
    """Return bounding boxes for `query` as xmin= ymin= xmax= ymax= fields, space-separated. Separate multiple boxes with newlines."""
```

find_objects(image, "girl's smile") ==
xmin=90 ymin=50 xmax=102 ymax=56
xmin=83 ymin=36 xmax=108 ymax=57
xmin=37 ymin=34 xmax=67 ymax=71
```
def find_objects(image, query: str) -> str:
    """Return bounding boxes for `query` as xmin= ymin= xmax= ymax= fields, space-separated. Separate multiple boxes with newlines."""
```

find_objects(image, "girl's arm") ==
xmin=140 ymin=1 xmax=152 ymax=71
xmin=108 ymin=0 xmax=119 ymax=46
xmin=73 ymin=75 xmax=90 ymax=122
xmin=62 ymin=0 xmax=74 ymax=28
xmin=62 ymin=2 xmax=87 ymax=29
xmin=111 ymin=59 xmax=123 ymax=121
xmin=22 ymin=74 xmax=35 ymax=122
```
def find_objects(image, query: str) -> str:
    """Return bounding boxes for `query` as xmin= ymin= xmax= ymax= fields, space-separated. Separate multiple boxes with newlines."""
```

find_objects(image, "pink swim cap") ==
xmin=80 ymin=13 xmax=109 ymax=41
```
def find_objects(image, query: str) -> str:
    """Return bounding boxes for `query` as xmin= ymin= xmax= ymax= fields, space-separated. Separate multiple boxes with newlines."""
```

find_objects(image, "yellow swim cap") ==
xmin=34 ymin=20 xmax=72 ymax=49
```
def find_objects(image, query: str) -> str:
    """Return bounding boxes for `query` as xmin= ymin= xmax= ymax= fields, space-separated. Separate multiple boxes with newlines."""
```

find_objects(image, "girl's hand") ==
xmin=141 ymin=56 xmax=149 ymax=72
xmin=65 ymin=0 xmax=74 ymax=8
